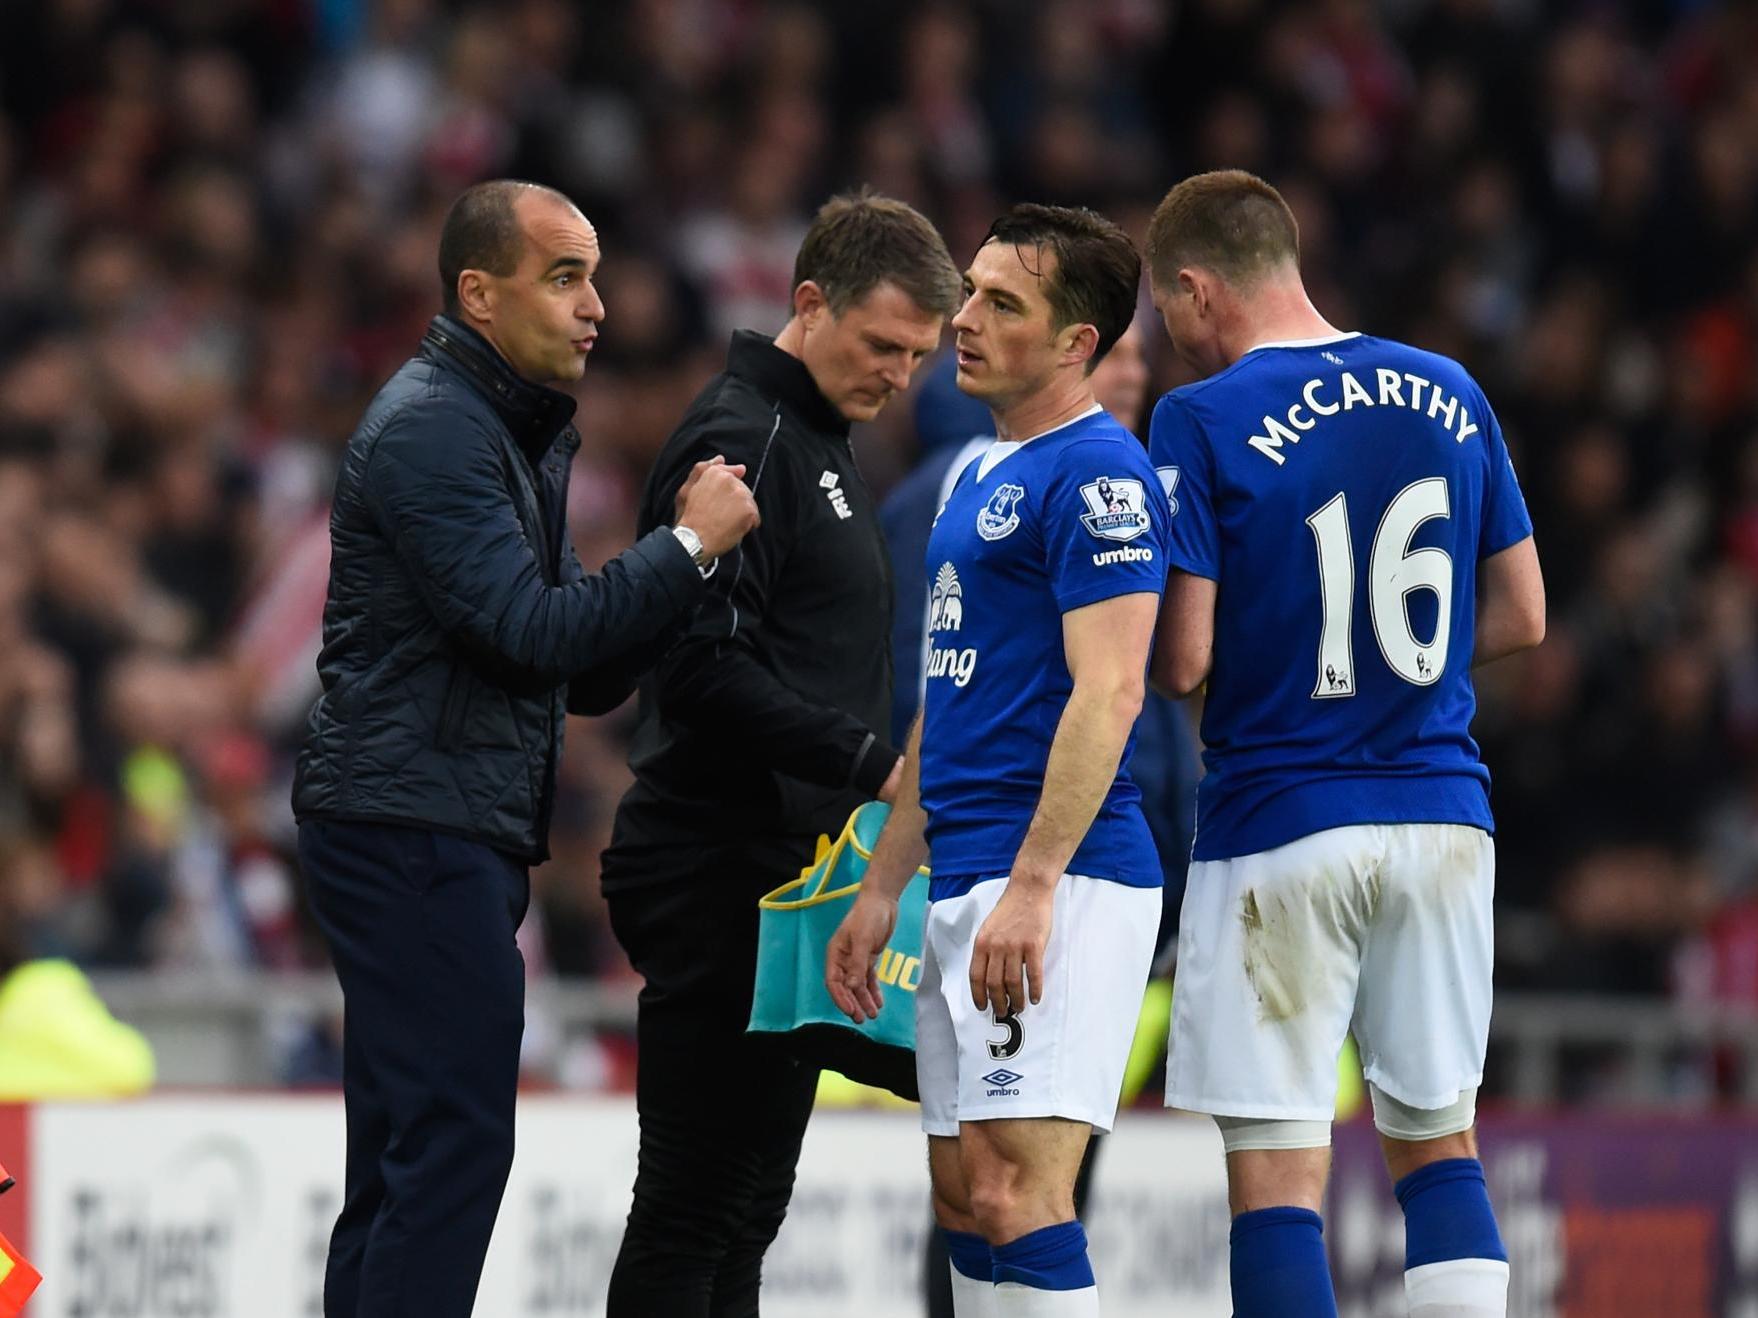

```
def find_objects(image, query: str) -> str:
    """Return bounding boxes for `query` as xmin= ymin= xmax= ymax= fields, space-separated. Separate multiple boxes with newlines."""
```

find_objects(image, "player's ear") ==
xmin=1182 ymin=268 xmax=1209 ymax=318
xmin=792 ymin=280 xmax=830 ymax=327
xmin=456 ymin=269 xmax=494 ymax=322
xmin=1062 ymin=321 xmax=1100 ymax=370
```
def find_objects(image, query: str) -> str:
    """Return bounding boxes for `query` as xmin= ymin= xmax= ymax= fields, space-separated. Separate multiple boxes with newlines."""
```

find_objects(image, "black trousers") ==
xmin=605 ymin=869 xmax=821 ymax=1317
xmin=298 ymin=819 xmax=530 ymax=1318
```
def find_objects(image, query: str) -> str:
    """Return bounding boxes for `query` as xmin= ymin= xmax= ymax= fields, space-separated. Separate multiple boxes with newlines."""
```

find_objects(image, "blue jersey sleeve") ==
xmin=1147 ymin=393 xmax=1220 ymax=580
xmin=1041 ymin=438 xmax=1168 ymax=614
xmin=1479 ymin=400 xmax=1533 ymax=558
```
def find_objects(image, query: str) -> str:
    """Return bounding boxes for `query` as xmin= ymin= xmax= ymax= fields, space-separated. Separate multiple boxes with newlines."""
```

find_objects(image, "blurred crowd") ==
xmin=1 ymin=0 xmax=1757 ymax=1092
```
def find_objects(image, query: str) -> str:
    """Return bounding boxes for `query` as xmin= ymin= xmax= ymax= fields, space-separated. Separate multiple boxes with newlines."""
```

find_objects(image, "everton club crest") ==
xmin=976 ymin=483 xmax=1026 ymax=541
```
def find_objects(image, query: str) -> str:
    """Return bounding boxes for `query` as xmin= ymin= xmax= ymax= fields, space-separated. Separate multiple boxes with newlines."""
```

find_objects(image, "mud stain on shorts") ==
xmin=1240 ymin=888 xmax=1305 ymax=1023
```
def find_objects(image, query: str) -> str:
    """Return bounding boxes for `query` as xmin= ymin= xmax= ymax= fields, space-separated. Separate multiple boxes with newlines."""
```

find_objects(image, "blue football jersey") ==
xmin=1148 ymin=333 xmax=1533 ymax=862
xmin=918 ymin=407 xmax=1168 ymax=900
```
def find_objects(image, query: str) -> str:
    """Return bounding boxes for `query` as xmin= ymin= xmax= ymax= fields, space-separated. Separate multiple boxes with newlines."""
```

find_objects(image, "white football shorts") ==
xmin=1166 ymin=822 xmax=1494 ymax=1120
xmin=916 ymin=874 xmax=1161 ymax=1137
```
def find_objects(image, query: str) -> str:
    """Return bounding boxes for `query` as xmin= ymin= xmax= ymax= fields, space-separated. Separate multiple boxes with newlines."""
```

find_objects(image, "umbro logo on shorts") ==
xmin=981 ymin=1068 xmax=1023 ymax=1096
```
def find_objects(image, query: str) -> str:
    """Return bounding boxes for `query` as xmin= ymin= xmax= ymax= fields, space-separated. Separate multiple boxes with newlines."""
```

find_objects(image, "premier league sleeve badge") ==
xmin=1078 ymin=477 xmax=1152 ymax=541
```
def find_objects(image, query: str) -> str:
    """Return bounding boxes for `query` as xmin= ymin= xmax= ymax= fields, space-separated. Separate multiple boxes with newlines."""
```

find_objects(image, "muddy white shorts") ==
xmin=1166 ymin=823 xmax=1494 ymax=1120
xmin=916 ymin=874 xmax=1161 ymax=1137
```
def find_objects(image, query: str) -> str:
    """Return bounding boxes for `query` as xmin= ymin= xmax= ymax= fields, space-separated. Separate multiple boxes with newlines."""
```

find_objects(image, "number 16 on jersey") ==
xmin=1306 ymin=477 xmax=1453 ymax=698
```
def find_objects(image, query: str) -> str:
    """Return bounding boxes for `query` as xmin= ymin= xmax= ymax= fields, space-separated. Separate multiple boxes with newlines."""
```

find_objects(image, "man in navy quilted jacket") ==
xmin=292 ymin=180 xmax=757 ymax=1318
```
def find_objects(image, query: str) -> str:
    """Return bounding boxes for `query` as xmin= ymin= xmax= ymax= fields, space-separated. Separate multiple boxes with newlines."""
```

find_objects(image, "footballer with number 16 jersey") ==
xmin=1144 ymin=171 xmax=1545 ymax=1318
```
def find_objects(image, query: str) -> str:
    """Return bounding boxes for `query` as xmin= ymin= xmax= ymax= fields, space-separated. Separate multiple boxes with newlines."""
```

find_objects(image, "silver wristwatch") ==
xmin=669 ymin=524 xmax=711 ymax=575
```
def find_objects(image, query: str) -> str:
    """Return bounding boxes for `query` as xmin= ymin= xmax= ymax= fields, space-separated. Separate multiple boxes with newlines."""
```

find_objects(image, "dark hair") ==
xmin=1145 ymin=169 xmax=1300 ymax=289
xmin=437 ymin=180 xmax=577 ymax=315
xmin=792 ymin=189 xmax=962 ymax=319
xmin=979 ymin=203 xmax=1142 ymax=369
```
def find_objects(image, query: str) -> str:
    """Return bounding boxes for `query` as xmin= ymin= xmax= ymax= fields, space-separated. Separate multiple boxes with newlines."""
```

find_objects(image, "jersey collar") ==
xmin=976 ymin=404 xmax=1103 ymax=479
xmin=1241 ymin=330 xmax=1362 ymax=355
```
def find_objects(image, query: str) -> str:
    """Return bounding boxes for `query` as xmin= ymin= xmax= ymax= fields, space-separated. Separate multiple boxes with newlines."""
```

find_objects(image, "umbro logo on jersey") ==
xmin=819 ymin=470 xmax=852 ymax=519
xmin=1093 ymin=545 xmax=1154 ymax=567
xmin=1322 ymin=351 xmax=1345 ymax=365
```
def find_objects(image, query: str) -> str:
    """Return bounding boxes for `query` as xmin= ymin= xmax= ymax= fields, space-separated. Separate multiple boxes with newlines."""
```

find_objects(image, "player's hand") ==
xmin=826 ymin=891 xmax=898 ymax=1024
xmin=970 ymin=880 xmax=1053 ymax=1018
xmin=675 ymin=455 xmax=722 ymax=502
xmin=675 ymin=457 xmax=759 ymax=558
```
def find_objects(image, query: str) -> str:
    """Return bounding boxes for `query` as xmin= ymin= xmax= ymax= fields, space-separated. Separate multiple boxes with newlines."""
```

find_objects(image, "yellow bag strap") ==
xmin=757 ymin=808 xmax=930 ymax=911
xmin=758 ymin=815 xmax=855 ymax=910
xmin=844 ymin=803 xmax=929 ymax=877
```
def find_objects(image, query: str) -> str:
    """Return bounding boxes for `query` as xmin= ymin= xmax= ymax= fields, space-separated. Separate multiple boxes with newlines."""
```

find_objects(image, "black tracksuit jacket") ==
xmin=602 ymin=331 xmax=904 ymax=889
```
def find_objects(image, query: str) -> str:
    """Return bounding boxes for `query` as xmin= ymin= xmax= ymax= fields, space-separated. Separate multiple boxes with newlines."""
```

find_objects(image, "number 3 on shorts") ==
xmin=987 ymin=1008 xmax=1023 ymax=1061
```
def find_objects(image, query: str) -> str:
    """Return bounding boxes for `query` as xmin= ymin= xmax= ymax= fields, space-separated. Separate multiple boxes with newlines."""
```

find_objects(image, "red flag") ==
xmin=0 ymin=1229 xmax=39 ymax=1315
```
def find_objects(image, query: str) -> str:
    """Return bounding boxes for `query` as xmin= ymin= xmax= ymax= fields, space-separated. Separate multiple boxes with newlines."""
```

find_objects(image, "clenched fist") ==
xmin=676 ymin=456 xmax=760 ymax=558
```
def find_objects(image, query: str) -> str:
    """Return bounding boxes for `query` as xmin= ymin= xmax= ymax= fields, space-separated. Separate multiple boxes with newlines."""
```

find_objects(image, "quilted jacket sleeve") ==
xmin=364 ymin=397 xmax=706 ymax=688
xmin=562 ymin=533 xmax=697 ymax=716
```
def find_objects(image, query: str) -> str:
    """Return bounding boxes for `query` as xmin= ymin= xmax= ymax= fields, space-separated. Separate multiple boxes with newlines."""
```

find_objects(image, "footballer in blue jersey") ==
xmin=917 ymin=406 xmax=1165 ymax=897
xmin=1144 ymin=172 xmax=1545 ymax=1318
xmin=1152 ymin=329 xmax=1532 ymax=863
xmin=827 ymin=205 xmax=1165 ymax=1317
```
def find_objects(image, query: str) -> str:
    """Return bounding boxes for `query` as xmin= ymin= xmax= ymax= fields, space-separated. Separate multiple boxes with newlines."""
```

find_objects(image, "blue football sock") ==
xmin=1394 ymin=1158 xmax=1507 ymax=1269
xmin=991 ymin=1221 xmax=1097 ymax=1313
xmin=1395 ymin=1158 xmax=1509 ymax=1314
xmin=991 ymin=1220 xmax=1094 ymax=1290
xmin=1229 ymin=1206 xmax=1337 ymax=1317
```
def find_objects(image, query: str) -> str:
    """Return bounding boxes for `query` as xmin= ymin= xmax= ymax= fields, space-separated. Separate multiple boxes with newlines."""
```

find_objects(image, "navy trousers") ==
xmin=298 ymin=819 xmax=530 ymax=1318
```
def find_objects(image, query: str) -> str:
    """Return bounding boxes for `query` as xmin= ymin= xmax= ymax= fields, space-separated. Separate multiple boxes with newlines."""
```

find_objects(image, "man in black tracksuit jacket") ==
xmin=292 ymin=182 xmax=757 ymax=1318
xmin=602 ymin=193 xmax=961 ymax=1316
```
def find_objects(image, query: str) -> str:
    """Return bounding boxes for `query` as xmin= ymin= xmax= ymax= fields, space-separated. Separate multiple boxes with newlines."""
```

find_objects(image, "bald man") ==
xmin=293 ymin=180 xmax=758 ymax=1317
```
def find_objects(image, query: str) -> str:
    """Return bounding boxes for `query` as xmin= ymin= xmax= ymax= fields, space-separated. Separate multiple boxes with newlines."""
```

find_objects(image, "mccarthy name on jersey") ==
xmin=1149 ymin=332 xmax=1533 ymax=863
xmin=1237 ymin=363 xmax=1486 ymax=467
